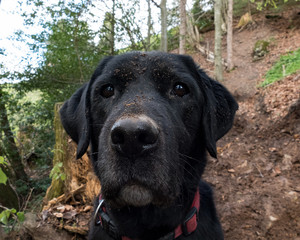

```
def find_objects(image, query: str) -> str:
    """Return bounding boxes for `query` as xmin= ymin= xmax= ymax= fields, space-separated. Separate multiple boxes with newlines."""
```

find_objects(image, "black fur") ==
xmin=60 ymin=52 xmax=238 ymax=240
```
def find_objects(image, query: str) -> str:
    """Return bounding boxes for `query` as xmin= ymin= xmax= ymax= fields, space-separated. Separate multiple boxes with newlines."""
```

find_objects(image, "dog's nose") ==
xmin=110 ymin=116 xmax=159 ymax=157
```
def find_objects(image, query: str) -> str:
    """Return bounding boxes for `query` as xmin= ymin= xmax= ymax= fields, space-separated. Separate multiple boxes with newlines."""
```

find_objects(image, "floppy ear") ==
xmin=198 ymin=69 xmax=238 ymax=158
xmin=59 ymin=56 xmax=114 ymax=159
xmin=176 ymin=54 xmax=238 ymax=158
xmin=60 ymin=84 xmax=90 ymax=159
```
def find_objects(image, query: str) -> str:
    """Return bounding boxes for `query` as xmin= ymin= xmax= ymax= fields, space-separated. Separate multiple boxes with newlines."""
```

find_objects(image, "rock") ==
xmin=23 ymin=213 xmax=73 ymax=240
xmin=23 ymin=213 xmax=38 ymax=230
xmin=282 ymin=154 xmax=293 ymax=170
xmin=253 ymin=40 xmax=270 ymax=61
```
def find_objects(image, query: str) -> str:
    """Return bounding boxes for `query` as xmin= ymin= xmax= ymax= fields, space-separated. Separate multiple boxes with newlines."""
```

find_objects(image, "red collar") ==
xmin=95 ymin=188 xmax=200 ymax=240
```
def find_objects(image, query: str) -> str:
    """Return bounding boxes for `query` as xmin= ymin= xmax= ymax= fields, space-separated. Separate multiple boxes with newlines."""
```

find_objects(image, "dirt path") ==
xmin=192 ymin=8 xmax=300 ymax=240
xmin=206 ymin=74 xmax=300 ymax=239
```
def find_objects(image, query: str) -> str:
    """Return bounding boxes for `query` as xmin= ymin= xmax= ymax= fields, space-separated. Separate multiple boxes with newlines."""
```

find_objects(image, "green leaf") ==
xmin=0 ymin=168 xmax=8 ymax=185
xmin=11 ymin=208 xmax=17 ymax=214
xmin=0 ymin=156 xmax=7 ymax=165
xmin=17 ymin=212 xmax=25 ymax=222
xmin=60 ymin=173 xmax=66 ymax=181
xmin=0 ymin=210 xmax=11 ymax=225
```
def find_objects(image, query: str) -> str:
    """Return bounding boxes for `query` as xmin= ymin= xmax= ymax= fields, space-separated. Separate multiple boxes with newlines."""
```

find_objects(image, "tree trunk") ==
xmin=160 ymin=0 xmax=167 ymax=52
xmin=0 ymin=87 xmax=28 ymax=182
xmin=221 ymin=0 xmax=228 ymax=33
xmin=227 ymin=0 xmax=233 ymax=70
xmin=44 ymin=103 xmax=67 ymax=201
xmin=179 ymin=0 xmax=187 ymax=54
xmin=147 ymin=0 xmax=152 ymax=51
xmin=214 ymin=0 xmax=224 ymax=81
xmin=110 ymin=0 xmax=116 ymax=55
xmin=44 ymin=103 xmax=100 ymax=205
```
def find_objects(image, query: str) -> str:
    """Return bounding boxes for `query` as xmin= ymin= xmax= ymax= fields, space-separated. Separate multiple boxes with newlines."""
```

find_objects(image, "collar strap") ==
xmin=94 ymin=188 xmax=200 ymax=240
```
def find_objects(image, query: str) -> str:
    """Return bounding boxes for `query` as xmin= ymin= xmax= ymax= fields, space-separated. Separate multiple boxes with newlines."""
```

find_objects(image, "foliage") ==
xmin=0 ymin=85 xmax=29 ymax=182
xmin=99 ymin=11 xmax=117 ymax=55
xmin=0 ymin=0 xmax=105 ymax=174
xmin=0 ymin=208 xmax=25 ymax=226
xmin=0 ymin=156 xmax=8 ymax=185
xmin=50 ymin=162 xmax=66 ymax=181
xmin=167 ymin=27 xmax=180 ymax=51
xmin=117 ymin=1 xmax=145 ymax=51
xmin=250 ymin=0 xmax=299 ymax=10
xmin=0 ymin=168 xmax=7 ymax=185
xmin=260 ymin=48 xmax=300 ymax=87
xmin=191 ymin=0 xmax=214 ymax=32
xmin=233 ymin=0 xmax=252 ymax=17
xmin=0 ymin=158 xmax=25 ymax=229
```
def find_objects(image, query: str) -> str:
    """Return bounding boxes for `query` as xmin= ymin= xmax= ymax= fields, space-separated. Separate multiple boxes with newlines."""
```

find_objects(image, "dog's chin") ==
xmin=105 ymin=183 xmax=176 ymax=208
xmin=117 ymin=184 xmax=153 ymax=207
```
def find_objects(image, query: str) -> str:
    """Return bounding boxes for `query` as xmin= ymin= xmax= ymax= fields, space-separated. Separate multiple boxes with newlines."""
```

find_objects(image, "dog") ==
xmin=60 ymin=51 xmax=238 ymax=240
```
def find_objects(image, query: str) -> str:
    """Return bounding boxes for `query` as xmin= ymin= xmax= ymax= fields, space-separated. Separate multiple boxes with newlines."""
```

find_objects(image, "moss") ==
xmin=253 ymin=40 xmax=270 ymax=61
xmin=44 ymin=103 xmax=66 ymax=201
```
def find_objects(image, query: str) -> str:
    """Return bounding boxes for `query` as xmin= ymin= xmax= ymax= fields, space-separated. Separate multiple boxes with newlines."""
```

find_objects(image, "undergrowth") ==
xmin=260 ymin=48 xmax=300 ymax=87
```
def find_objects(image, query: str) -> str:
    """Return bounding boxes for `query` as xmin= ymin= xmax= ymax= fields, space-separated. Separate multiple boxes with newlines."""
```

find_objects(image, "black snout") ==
xmin=111 ymin=116 xmax=159 ymax=158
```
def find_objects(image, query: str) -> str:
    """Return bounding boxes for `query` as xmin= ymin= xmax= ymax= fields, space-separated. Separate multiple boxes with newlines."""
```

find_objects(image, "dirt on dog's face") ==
xmin=89 ymin=53 xmax=203 ymax=208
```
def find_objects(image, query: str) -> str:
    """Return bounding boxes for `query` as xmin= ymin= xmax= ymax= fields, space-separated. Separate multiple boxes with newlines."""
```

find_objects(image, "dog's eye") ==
xmin=100 ymin=84 xmax=114 ymax=98
xmin=172 ymin=83 xmax=190 ymax=97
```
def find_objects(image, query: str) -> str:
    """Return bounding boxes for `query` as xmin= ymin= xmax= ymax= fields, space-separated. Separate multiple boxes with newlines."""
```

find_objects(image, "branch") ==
xmin=150 ymin=0 xmax=160 ymax=8
xmin=0 ymin=204 xmax=9 ymax=210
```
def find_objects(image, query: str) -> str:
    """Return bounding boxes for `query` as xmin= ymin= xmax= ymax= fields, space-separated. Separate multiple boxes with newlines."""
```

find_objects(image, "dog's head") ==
xmin=60 ymin=52 xmax=238 ymax=208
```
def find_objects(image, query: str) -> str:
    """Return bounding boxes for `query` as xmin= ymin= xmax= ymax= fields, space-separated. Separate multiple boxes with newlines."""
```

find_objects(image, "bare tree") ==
xmin=214 ymin=0 xmax=223 ymax=81
xmin=179 ymin=0 xmax=187 ymax=54
xmin=160 ymin=0 xmax=167 ymax=52
xmin=110 ymin=0 xmax=116 ymax=55
xmin=227 ymin=0 xmax=233 ymax=70
xmin=147 ymin=0 xmax=152 ymax=50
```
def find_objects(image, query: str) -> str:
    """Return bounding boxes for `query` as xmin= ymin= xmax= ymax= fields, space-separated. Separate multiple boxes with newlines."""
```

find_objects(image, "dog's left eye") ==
xmin=172 ymin=83 xmax=190 ymax=97
xmin=100 ymin=84 xmax=115 ymax=98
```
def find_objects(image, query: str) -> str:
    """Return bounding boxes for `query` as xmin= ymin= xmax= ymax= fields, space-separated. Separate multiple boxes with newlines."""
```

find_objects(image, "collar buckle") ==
xmin=94 ymin=199 xmax=122 ymax=240
xmin=94 ymin=199 xmax=105 ymax=225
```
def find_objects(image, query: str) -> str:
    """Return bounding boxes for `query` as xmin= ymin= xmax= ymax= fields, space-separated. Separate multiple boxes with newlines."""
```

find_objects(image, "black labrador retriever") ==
xmin=60 ymin=52 xmax=238 ymax=240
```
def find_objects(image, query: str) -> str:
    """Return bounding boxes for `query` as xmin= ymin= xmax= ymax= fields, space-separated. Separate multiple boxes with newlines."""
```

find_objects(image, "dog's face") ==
xmin=60 ymin=52 xmax=238 ymax=209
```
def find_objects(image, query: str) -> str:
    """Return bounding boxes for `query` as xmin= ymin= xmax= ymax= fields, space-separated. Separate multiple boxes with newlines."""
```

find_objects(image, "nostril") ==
xmin=111 ymin=128 xmax=125 ymax=145
xmin=138 ymin=129 xmax=158 ymax=145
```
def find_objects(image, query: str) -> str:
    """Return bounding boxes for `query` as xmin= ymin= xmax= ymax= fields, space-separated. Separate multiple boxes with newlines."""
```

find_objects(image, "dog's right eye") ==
xmin=100 ymin=84 xmax=115 ymax=98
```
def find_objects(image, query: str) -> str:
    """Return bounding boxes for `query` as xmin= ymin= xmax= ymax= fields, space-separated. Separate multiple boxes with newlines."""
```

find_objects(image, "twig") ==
xmin=255 ymin=163 xmax=264 ymax=178
xmin=0 ymin=204 xmax=9 ymax=210
xmin=150 ymin=0 xmax=160 ymax=8
xmin=23 ymin=188 xmax=34 ymax=211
